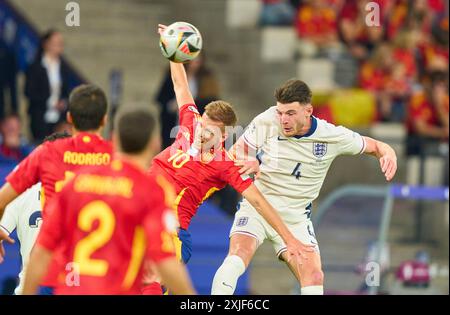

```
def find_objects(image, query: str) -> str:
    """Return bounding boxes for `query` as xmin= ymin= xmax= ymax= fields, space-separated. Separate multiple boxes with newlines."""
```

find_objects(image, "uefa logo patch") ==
xmin=236 ymin=217 xmax=249 ymax=227
xmin=312 ymin=142 xmax=327 ymax=158
xmin=188 ymin=105 xmax=199 ymax=114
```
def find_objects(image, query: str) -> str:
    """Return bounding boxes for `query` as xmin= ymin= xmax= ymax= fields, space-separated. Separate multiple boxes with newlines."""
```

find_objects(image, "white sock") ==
xmin=301 ymin=285 xmax=324 ymax=295
xmin=211 ymin=255 xmax=246 ymax=295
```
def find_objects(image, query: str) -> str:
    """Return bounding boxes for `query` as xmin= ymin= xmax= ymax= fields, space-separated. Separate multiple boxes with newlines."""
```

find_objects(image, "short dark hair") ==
xmin=274 ymin=79 xmax=312 ymax=105
xmin=115 ymin=109 xmax=156 ymax=154
xmin=68 ymin=84 xmax=108 ymax=131
xmin=43 ymin=131 xmax=71 ymax=143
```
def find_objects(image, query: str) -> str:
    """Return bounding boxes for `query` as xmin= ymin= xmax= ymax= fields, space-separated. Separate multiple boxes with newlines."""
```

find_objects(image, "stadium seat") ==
xmin=370 ymin=122 xmax=406 ymax=157
xmin=226 ymin=0 xmax=262 ymax=28
xmin=261 ymin=27 xmax=296 ymax=62
xmin=297 ymin=58 xmax=335 ymax=91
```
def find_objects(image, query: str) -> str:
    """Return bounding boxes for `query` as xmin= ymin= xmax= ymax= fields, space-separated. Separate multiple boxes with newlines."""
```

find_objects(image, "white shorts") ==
xmin=229 ymin=202 xmax=320 ymax=259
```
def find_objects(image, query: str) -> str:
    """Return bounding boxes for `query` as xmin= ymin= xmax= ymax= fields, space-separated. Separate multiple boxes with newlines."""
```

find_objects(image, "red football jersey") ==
xmin=6 ymin=132 xmax=113 ymax=216
xmin=37 ymin=159 xmax=177 ymax=295
xmin=150 ymin=103 xmax=252 ymax=230
xmin=6 ymin=132 xmax=113 ymax=287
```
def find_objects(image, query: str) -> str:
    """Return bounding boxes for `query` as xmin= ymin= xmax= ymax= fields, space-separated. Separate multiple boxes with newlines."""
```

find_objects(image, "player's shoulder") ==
xmin=253 ymin=106 xmax=278 ymax=125
xmin=314 ymin=117 xmax=354 ymax=139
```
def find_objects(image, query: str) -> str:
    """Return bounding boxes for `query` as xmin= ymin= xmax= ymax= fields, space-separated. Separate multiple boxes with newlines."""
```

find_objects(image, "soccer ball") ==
xmin=159 ymin=22 xmax=203 ymax=63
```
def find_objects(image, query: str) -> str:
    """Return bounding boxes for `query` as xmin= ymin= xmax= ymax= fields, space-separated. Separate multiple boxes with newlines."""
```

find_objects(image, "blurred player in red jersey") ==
xmin=142 ymin=24 xmax=315 ymax=294
xmin=22 ymin=108 xmax=195 ymax=295
xmin=0 ymin=84 xmax=113 ymax=294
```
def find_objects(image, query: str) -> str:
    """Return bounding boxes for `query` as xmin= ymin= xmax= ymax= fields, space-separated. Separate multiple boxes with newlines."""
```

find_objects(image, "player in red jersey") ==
xmin=141 ymin=25 xmax=315 ymax=294
xmin=22 ymin=108 xmax=195 ymax=295
xmin=0 ymin=84 xmax=113 ymax=294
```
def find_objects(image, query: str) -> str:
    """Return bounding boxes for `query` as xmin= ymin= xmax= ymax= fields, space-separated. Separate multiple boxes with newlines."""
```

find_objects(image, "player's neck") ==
xmin=115 ymin=153 xmax=149 ymax=171
xmin=295 ymin=116 xmax=313 ymax=137
xmin=72 ymin=128 xmax=102 ymax=137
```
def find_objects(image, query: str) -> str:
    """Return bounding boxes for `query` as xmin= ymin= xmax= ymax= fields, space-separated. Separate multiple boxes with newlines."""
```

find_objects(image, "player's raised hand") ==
xmin=0 ymin=229 xmax=15 ymax=264
xmin=379 ymin=153 xmax=397 ymax=181
xmin=158 ymin=24 xmax=168 ymax=36
xmin=235 ymin=160 xmax=261 ymax=179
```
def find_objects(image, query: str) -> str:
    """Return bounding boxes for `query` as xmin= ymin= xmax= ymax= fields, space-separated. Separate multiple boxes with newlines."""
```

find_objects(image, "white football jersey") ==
xmin=240 ymin=106 xmax=366 ymax=224
xmin=0 ymin=183 xmax=42 ymax=295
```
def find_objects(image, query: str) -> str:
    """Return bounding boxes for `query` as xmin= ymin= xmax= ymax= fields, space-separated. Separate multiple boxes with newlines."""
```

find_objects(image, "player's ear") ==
xmin=66 ymin=112 xmax=73 ymax=125
xmin=101 ymin=115 xmax=108 ymax=127
xmin=111 ymin=132 xmax=119 ymax=151
xmin=149 ymin=133 xmax=162 ymax=157
xmin=306 ymin=104 xmax=313 ymax=116
xmin=221 ymin=130 xmax=228 ymax=142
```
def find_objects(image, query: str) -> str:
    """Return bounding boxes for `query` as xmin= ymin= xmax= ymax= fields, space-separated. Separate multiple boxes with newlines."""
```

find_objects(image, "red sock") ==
xmin=141 ymin=282 xmax=163 ymax=295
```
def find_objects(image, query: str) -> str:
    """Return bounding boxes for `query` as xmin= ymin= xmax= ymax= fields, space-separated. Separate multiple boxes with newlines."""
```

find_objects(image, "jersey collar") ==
xmin=293 ymin=116 xmax=317 ymax=139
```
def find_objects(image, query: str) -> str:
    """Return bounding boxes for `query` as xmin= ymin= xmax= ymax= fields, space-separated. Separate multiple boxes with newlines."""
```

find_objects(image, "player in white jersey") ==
xmin=0 ymin=183 xmax=42 ymax=295
xmin=211 ymin=79 xmax=397 ymax=295
xmin=0 ymin=132 xmax=70 ymax=294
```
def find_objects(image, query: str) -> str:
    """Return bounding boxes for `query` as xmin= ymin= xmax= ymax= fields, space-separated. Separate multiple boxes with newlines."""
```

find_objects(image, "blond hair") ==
xmin=204 ymin=101 xmax=237 ymax=127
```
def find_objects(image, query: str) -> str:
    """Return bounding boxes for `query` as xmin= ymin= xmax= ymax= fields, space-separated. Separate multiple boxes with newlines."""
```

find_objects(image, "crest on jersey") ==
xmin=236 ymin=217 xmax=248 ymax=227
xmin=312 ymin=142 xmax=327 ymax=158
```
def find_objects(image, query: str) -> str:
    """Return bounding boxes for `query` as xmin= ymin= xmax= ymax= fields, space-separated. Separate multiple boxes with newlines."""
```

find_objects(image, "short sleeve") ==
xmin=241 ymin=109 xmax=275 ymax=151
xmin=6 ymin=145 xmax=43 ymax=194
xmin=336 ymin=126 xmax=366 ymax=156
xmin=179 ymin=103 xmax=201 ymax=132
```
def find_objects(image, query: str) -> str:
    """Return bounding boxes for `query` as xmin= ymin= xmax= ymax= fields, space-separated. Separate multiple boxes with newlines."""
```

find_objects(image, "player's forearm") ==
xmin=0 ymin=183 xmax=19 ymax=219
xmin=364 ymin=137 xmax=395 ymax=159
xmin=156 ymin=258 xmax=196 ymax=294
xmin=170 ymin=61 xmax=188 ymax=89
xmin=169 ymin=62 xmax=195 ymax=107
xmin=23 ymin=246 xmax=53 ymax=294
xmin=243 ymin=185 xmax=295 ymax=244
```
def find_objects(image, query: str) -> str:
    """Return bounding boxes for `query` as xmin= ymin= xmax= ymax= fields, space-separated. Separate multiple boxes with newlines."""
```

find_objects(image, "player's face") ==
xmin=276 ymin=102 xmax=312 ymax=137
xmin=200 ymin=114 xmax=225 ymax=149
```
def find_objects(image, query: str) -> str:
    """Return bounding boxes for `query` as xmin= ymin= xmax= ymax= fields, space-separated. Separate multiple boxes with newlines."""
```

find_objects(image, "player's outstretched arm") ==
xmin=22 ymin=245 xmax=53 ymax=294
xmin=158 ymin=24 xmax=195 ymax=109
xmin=362 ymin=136 xmax=398 ymax=181
xmin=0 ymin=183 xmax=19 ymax=219
xmin=155 ymin=257 xmax=196 ymax=295
xmin=0 ymin=183 xmax=19 ymax=261
xmin=241 ymin=184 xmax=315 ymax=262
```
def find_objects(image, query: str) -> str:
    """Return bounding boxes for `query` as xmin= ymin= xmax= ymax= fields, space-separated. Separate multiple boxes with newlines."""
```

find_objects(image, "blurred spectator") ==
xmin=260 ymin=0 xmax=295 ymax=26
xmin=25 ymin=29 xmax=70 ymax=144
xmin=294 ymin=0 xmax=341 ymax=58
xmin=0 ymin=38 xmax=18 ymax=120
xmin=0 ymin=114 xmax=34 ymax=164
xmin=417 ymin=14 xmax=449 ymax=76
xmin=338 ymin=0 xmax=388 ymax=61
xmin=156 ymin=53 xmax=220 ymax=149
xmin=406 ymin=71 xmax=449 ymax=156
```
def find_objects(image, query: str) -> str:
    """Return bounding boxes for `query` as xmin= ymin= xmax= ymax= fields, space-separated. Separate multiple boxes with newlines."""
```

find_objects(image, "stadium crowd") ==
xmin=261 ymin=0 xmax=448 ymax=140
